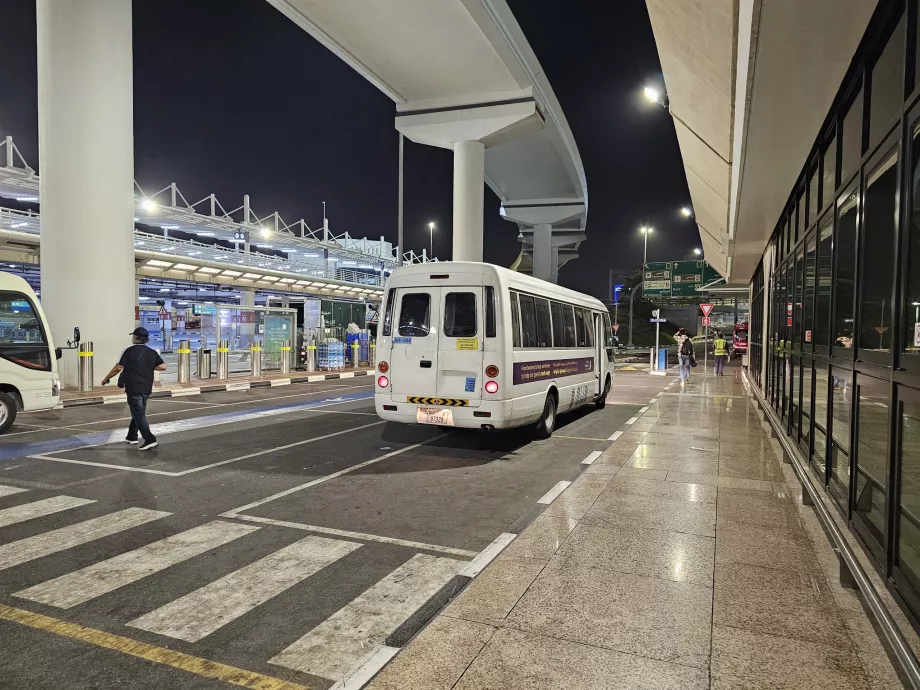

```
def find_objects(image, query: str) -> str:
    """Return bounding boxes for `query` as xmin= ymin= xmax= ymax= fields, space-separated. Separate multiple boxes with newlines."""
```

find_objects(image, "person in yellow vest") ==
xmin=713 ymin=331 xmax=729 ymax=376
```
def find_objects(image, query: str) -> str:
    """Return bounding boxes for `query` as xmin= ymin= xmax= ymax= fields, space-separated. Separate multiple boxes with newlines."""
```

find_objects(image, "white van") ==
xmin=0 ymin=272 xmax=61 ymax=432
xmin=374 ymin=262 xmax=615 ymax=436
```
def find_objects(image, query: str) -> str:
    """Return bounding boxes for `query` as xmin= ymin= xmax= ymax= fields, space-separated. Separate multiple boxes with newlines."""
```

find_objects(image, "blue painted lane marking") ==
xmin=0 ymin=389 xmax=375 ymax=463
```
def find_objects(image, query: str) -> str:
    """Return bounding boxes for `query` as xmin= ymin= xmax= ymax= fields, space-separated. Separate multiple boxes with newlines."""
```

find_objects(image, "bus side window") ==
xmin=510 ymin=292 xmax=522 ymax=348
xmin=485 ymin=286 xmax=496 ymax=337
xmin=550 ymin=301 xmax=565 ymax=346
xmin=563 ymin=305 xmax=577 ymax=347
xmin=580 ymin=309 xmax=595 ymax=346
xmin=382 ymin=288 xmax=396 ymax=336
xmin=519 ymin=294 xmax=538 ymax=348
xmin=535 ymin=298 xmax=552 ymax=347
xmin=574 ymin=309 xmax=587 ymax=347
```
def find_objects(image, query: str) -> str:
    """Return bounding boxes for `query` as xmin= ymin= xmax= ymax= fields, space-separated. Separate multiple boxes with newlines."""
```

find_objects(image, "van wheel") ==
xmin=535 ymin=394 xmax=557 ymax=439
xmin=596 ymin=376 xmax=611 ymax=409
xmin=0 ymin=392 xmax=17 ymax=434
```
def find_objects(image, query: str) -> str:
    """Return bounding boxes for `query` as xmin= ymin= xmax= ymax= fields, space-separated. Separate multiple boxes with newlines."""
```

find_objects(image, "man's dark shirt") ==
xmin=118 ymin=345 xmax=164 ymax=396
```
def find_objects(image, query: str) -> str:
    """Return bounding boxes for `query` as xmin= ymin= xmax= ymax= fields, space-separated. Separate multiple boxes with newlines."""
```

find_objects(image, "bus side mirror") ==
xmin=55 ymin=347 xmax=63 ymax=360
xmin=73 ymin=327 xmax=81 ymax=344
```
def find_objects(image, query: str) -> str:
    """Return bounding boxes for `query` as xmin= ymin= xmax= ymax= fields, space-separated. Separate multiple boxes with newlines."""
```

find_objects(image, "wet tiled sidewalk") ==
xmin=368 ymin=369 xmax=905 ymax=689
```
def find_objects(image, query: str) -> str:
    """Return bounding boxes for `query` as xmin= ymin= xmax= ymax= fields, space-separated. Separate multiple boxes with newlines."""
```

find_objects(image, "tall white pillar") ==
xmin=452 ymin=141 xmax=485 ymax=262
xmin=37 ymin=0 xmax=135 ymax=387
xmin=551 ymin=246 xmax=560 ymax=284
xmin=239 ymin=288 xmax=255 ymax=347
xmin=532 ymin=224 xmax=553 ymax=282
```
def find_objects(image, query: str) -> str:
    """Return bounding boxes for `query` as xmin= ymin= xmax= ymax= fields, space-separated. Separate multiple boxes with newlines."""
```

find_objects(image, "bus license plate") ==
xmin=416 ymin=407 xmax=454 ymax=426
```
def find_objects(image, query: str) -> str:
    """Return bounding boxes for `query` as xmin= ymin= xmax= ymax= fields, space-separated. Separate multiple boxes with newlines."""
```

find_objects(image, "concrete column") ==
xmin=532 ymin=224 xmax=553 ymax=282
xmin=551 ymin=246 xmax=560 ymax=284
xmin=239 ymin=289 xmax=255 ymax=347
xmin=452 ymin=141 xmax=485 ymax=262
xmin=37 ymin=0 xmax=135 ymax=387
xmin=134 ymin=280 xmax=140 ymax=327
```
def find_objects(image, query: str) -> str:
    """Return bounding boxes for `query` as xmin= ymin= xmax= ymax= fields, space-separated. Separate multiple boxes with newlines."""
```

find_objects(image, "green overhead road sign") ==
xmin=643 ymin=260 xmax=723 ymax=298
xmin=643 ymin=261 xmax=672 ymax=296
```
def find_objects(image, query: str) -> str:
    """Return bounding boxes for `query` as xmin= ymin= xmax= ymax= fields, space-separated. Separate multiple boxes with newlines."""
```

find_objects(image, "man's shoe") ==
xmin=138 ymin=440 xmax=158 ymax=451
xmin=125 ymin=438 xmax=139 ymax=445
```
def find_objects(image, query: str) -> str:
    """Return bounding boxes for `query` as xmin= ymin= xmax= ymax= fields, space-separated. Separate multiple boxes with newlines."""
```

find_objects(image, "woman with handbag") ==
xmin=676 ymin=328 xmax=695 ymax=387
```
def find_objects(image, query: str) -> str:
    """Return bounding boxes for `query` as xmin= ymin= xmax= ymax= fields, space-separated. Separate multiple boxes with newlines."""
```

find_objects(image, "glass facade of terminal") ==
xmin=749 ymin=0 xmax=920 ymax=624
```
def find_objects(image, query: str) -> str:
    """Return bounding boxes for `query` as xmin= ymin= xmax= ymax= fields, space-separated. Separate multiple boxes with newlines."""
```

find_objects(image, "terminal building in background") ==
xmin=648 ymin=0 xmax=920 ymax=627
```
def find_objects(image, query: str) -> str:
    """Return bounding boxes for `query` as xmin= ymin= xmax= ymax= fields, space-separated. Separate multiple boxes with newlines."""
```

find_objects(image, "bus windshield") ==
xmin=0 ymin=290 xmax=51 ymax=371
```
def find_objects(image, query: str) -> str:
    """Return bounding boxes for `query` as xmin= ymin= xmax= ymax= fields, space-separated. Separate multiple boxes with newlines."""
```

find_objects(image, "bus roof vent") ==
xmin=429 ymin=274 xmax=450 ymax=279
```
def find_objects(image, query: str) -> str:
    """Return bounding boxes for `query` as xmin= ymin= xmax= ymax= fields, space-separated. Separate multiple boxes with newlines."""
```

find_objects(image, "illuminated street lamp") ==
xmin=639 ymin=226 xmax=653 ymax=268
xmin=141 ymin=199 xmax=157 ymax=213
xmin=643 ymin=85 xmax=668 ymax=107
xmin=681 ymin=206 xmax=693 ymax=218
xmin=693 ymin=248 xmax=702 ymax=256
xmin=428 ymin=221 xmax=436 ymax=259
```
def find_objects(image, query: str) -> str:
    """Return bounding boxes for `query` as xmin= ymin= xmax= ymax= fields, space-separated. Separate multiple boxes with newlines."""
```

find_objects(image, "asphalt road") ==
xmin=0 ymin=372 xmax=666 ymax=690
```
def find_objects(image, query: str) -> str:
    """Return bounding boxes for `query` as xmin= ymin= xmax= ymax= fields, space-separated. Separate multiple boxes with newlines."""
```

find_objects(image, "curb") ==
xmin=60 ymin=370 xmax=373 ymax=408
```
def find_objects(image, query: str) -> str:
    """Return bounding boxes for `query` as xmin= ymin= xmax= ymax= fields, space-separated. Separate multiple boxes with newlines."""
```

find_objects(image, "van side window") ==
xmin=382 ymin=288 xmax=396 ymax=336
xmin=444 ymin=292 xmax=477 ymax=337
xmin=535 ymin=298 xmax=553 ymax=347
xmin=398 ymin=293 xmax=431 ymax=336
xmin=519 ymin=294 xmax=538 ymax=348
xmin=563 ymin=305 xmax=577 ymax=347
xmin=485 ymin=286 xmax=496 ymax=337
xmin=603 ymin=312 xmax=615 ymax=348
xmin=550 ymin=301 xmax=565 ymax=346
xmin=510 ymin=292 xmax=522 ymax=348
xmin=581 ymin=309 xmax=595 ymax=346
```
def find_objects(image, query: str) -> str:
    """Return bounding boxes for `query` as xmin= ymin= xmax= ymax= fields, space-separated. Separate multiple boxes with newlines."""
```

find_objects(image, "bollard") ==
xmin=196 ymin=347 xmax=212 ymax=379
xmin=649 ymin=347 xmax=656 ymax=371
xmin=78 ymin=341 xmax=94 ymax=392
xmin=369 ymin=342 xmax=376 ymax=368
xmin=216 ymin=339 xmax=230 ymax=379
xmin=177 ymin=340 xmax=191 ymax=384
xmin=351 ymin=341 xmax=360 ymax=367
xmin=251 ymin=339 xmax=262 ymax=378
xmin=306 ymin=342 xmax=316 ymax=371
xmin=281 ymin=339 xmax=291 ymax=375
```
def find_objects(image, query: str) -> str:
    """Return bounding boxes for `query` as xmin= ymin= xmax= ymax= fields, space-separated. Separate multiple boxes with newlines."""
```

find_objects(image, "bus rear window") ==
xmin=0 ymin=291 xmax=50 ymax=372
xmin=444 ymin=292 xmax=477 ymax=337
xmin=398 ymin=293 xmax=431 ymax=336
xmin=382 ymin=288 xmax=396 ymax=336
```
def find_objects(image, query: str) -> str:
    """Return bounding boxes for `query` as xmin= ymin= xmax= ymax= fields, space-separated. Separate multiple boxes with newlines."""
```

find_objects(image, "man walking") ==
xmin=713 ymin=331 xmax=729 ymax=376
xmin=675 ymin=328 xmax=694 ymax=386
xmin=101 ymin=327 xmax=166 ymax=450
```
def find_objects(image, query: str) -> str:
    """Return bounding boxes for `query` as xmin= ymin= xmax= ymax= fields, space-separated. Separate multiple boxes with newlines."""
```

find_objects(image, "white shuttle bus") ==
xmin=0 ymin=272 xmax=61 ymax=433
xmin=374 ymin=262 xmax=615 ymax=436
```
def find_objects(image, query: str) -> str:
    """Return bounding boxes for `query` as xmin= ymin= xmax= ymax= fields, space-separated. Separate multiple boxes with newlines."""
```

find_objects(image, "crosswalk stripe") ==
xmin=13 ymin=521 xmax=259 ymax=609
xmin=129 ymin=535 xmax=361 ymax=642
xmin=0 ymin=485 xmax=28 ymax=499
xmin=0 ymin=508 xmax=170 ymax=571
xmin=269 ymin=553 xmax=460 ymax=681
xmin=0 ymin=496 xmax=96 ymax=529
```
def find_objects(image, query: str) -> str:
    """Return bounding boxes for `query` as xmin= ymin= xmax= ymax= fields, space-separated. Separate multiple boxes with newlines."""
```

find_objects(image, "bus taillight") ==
xmin=377 ymin=375 xmax=390 ymax=388
xmin=485 ymin=365 xmax=499 ymax=378
xmin=378 ymin=361 xmax=389 ymax=373
xmin=484 ymin=380 xmax=499 ymax=394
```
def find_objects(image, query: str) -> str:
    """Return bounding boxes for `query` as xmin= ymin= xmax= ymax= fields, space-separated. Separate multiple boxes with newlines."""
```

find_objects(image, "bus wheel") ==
xmin=535 ymin=393 xmax=557 ymax=439
xmin=0 ymin=392 xmax=17 ymax=434
xmin=595 ymin=376 xmax=611 ymax=409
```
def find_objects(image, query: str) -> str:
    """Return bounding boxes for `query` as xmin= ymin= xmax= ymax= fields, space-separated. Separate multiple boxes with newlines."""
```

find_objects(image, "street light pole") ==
xmin=428 ymin=222 xmax=435 ymax=259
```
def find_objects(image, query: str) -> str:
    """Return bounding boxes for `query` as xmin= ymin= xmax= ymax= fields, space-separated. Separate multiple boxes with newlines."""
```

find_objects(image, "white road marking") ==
xmin=164 ymin=388 xmax=202 ymax=398
xmin=339 ymin=372 xmax=355 ymax=379
xmin=0 ymin=508 xmax=170 ymax=571
xmin=28 ymin=420 xmax=385 ymax=477
xmin=459 ymin=532 xmax=516 ymax=578
xmin=225 ymin=382 xmax=251 ymax=392
xmin=0 ymin=496 xmax=96 ymax=529
xmin=269 ymin=553 xmax=459 ymax=680
xmin=329 ymin=645 xmax=400 ymax=690
xmin=639 ymin=406 xmax=649 ymax=414
xmin=227 ymin=514 xmax=476 ymax=559
xmin=223 ymin=435 xmax=448 ymax=515
xmin=537 ymin=481 xmax=572 ymax=505
xmin=14 ymin=521 xmax=259 ymax=609
xmin=101 ymin=395 xmax=128 ymax=404
xmin=129 ymin=535 xmax=360 ymax=643
xmin=0 ymin=485 xmax=28 ymax=498
xmin=625 ymin=416 xmax=639 ymax=425
xmin=270 ymin=379 xmax=291 ymax=387
xmin=580 ymin=451 xmax=603 ymax=466
xmin=308 ymin=375 xmax=326 ymax=382
xmin=649 ymin=398 xmax=659 ymax=404
xmin=607 ymin=430 xmax=624 ymax=441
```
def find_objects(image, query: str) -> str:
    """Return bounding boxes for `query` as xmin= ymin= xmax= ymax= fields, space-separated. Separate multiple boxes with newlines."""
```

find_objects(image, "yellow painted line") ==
xmin=0 ymin=604 xmax=312 ymax=690
xmin=554 ymin=434 xmax=611 ymax=442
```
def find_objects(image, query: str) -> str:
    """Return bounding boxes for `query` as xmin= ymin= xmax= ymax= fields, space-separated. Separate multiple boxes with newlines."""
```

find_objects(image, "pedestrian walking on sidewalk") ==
xmin=713 ymin=331 xmax=729 ymax=376
xmin=676 ymin=328 xmax=694 ymax=386
xmin=101 ymin=327 xmax=166 ymax=451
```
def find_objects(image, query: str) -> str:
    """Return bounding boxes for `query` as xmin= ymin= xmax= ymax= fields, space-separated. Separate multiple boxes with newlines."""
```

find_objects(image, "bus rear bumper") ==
xmin=374 ymin=395 xmax=516 ymax=429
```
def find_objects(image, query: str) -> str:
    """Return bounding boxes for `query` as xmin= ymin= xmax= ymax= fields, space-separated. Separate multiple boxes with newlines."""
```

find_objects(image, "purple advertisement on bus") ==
xmin=512 ymin=357 xmax=594 ymax=385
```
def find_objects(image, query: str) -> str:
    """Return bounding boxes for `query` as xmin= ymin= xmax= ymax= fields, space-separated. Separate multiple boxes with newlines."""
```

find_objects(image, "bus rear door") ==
xmin=390 ymin=289 xmax=440 ymax=398
xmin=438 ymin=288 xmax=484 ymax=405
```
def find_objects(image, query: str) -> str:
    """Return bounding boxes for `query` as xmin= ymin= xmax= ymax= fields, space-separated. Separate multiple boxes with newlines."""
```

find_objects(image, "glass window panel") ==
xmin=581 ymin=309 xmax=595 ymax=346
xmin=443 ymin=292 xmax=477 ymax=337
xmin=835 ymin=191 xmax=858 ymax=348
xmin=510 ymin=292 xmax=522 ymax=348
xmin=795 ymin=192 xmax=803 ymax=244
xmin=898 ymin=399 xmax=920 ymax=593
xmin=842 ymin=86 xmax=864 ymax=183
xmin=860 ymin=152 xmax=898 ymax=352
xmin=906 ymin=121 xmax=920 ymax=354
xmin=794 ymin=246 xmax=804 ymax=344
xmin=519 ymin=294 xmax=538 ymax=348
xmin=790 ymin=359 xmax=799 ymax=427
xmin=816 ymin=216 xmax=833 ymax=347
xmin=535 ymin=298 xmax=552 ymax=347
xmin=809 ymin=168 xmax=819 ymax=226
xmin=813 ymin=367 xmax=830 ymax=482
xmin=830 ymin=368 xmax=854 ymax=497
xmin=802 ymin=362 xmax=814 ymax=441
xmin=822 ymin=137 xmax=837 ymax=210
xmin=870 ymin=13 xmax=905 ymax=147
xmin=550 ymin=301 xmax=565 ymax=347
xmin=398 ymin=293 xmax=430 ymax=336
xmin=485 ymin=286 xmax=496 ymax=337
xmin=381 ymin=289 xmax=396 ymax=336
xmin=854 ymin=380 xmax=890 ymax=544
xmin=563 ymin=305 xmax=577 ymax=347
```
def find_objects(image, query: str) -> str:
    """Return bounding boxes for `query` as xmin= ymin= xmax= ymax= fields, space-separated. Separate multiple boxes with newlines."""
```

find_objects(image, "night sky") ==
xmin=0 ymin=0 xmax=697 ymax=299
